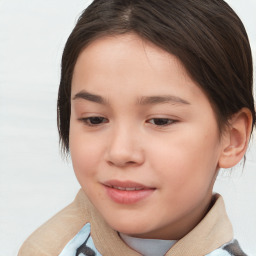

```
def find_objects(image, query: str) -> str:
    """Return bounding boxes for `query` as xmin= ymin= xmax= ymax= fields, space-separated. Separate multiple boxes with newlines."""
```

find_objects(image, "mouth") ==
xmin=108 ymin=186 xmax=145 ymax=191
xmin=103 ymin=180 xmax=154 ymax=190
xmin=103 ymin=180 xmax=156 ymax=204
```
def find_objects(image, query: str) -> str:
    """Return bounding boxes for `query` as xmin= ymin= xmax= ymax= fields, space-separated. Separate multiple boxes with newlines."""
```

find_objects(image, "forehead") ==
xmin=72 ymin=34 xmax=177 ymax=83
xmin=71 ymin=33 xmax=210 ymax=108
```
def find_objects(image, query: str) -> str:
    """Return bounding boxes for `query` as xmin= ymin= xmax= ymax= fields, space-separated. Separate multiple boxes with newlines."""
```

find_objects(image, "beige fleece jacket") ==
xmin=18 ymin=190 xmax=233 ymax=256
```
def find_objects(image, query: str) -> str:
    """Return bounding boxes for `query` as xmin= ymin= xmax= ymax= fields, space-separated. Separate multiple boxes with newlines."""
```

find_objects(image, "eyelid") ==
xmin=146 ymin=117 xmax=178 ymax=127
xmin=78 ymin=116 xmax=109 ymax=126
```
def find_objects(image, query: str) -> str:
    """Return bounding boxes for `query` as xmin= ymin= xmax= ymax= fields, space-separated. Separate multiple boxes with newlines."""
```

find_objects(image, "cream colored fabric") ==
xmin=18 ymin=190 xmax=233 ymax=256
xmin=165 ymin=194 xmax=233 ymax=256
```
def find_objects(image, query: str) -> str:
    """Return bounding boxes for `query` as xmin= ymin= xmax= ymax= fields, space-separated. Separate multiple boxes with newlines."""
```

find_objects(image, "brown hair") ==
xmin=57 ymin=0 xmax=255 ymax=154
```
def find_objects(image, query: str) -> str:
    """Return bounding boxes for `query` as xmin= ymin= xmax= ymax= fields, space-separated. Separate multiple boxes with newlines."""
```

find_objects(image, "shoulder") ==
xmin=18 ymin=190 xmax=89 ymax=256
xmin=206 ymin=239 xmax=247 ymax=256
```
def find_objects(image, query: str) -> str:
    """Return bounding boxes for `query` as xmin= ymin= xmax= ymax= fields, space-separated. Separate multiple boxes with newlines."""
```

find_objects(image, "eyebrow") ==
xmin=138 ymin=95 xmax=190 ymax=105
xmin=72 ymin=90 xmax=108 ymax=105
xmin=72 ymin=90 xmax=190 ymax=106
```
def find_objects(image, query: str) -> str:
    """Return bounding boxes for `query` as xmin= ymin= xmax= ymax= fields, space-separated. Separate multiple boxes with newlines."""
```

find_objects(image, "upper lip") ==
xmin=103 ymin=180 xmax=155 ymax=190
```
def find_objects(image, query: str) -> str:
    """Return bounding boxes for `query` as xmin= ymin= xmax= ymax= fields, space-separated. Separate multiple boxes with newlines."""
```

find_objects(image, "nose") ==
xmin=105 ymin=125 xmax=145 ymax=167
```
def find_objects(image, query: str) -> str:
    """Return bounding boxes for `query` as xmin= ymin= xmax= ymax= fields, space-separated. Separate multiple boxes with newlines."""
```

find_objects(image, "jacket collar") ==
xmin=76 ymin=191 xmax=233 ymax=256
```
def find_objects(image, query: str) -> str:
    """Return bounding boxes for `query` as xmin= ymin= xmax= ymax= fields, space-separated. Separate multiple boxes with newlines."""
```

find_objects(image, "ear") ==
xmin=218 ymin=108 xmax=253 ymax=169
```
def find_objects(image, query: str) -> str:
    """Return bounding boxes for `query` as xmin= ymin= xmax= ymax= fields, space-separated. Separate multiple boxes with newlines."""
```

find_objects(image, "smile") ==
xmin=110 ymin=186 xmax=145 ymax=191
xmin=103 ymin=180 xmax=155 ymax=204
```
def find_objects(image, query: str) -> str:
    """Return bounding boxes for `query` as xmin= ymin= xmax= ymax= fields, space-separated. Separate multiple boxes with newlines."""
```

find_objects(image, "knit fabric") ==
xmin=18 ymin=190 xmax=247 ymax=256
xmin=119 ymin=233 xmax=177 ymax=256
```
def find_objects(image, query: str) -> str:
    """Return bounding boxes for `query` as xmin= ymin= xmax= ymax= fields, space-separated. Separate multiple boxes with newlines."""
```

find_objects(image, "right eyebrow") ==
xmin=72 ymin=90 xmax=108 ymax=105
xmin=138 ymin=95 xmax=190 ymax=106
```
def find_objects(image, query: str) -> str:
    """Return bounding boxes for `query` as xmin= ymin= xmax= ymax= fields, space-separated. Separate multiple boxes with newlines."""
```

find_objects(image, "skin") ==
xmin=69 ymin=33 xmax=232 ymax=240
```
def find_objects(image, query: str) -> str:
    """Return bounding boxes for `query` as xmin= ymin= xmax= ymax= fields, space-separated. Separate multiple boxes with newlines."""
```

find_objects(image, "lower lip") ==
xmin=104 ymin=186 xmax=155 ymax=204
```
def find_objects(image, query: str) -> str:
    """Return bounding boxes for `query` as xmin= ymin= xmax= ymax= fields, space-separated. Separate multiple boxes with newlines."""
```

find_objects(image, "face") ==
xmin=69 ymin=33 xmax=225 ymax=240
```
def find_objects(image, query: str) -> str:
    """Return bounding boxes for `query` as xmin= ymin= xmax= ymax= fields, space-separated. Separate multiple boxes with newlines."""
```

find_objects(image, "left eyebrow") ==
xmin=138 ymin=95 xmax=190 ymax=105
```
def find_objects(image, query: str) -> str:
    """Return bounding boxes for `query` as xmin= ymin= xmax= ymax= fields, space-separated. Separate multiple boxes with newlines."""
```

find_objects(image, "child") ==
xmin=19 ymin=0 xmax=255 ymax=255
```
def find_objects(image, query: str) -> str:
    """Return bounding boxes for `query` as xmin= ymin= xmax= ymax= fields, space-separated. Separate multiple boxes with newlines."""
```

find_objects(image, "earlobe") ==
xmin=218 ymin=108 xmax=253 ymax=169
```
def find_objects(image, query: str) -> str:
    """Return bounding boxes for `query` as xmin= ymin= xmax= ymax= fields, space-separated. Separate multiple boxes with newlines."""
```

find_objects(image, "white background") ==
xmin=0 ymin=0 xmax=255 ymax=255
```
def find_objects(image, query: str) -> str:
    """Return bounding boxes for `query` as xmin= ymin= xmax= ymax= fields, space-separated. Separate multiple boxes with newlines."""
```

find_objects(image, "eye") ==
xmin=147 ymin=118 xmax=175 ymax=126
xmin=79 ymin=116 xmax=108 ymax=126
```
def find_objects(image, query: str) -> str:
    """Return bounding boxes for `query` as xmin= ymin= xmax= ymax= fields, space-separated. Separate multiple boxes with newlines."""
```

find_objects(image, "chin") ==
xmin=105 ymin=216 xmax=157 ymax=238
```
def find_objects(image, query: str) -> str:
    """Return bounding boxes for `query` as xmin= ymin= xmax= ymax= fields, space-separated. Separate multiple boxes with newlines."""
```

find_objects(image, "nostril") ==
xmin=107 ymin=159 xmax=138 ymax=167
xmin=127 ymin=161 xmax=137 ymax=165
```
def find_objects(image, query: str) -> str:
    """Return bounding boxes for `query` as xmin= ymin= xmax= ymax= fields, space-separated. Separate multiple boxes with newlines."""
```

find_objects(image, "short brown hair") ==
xmin=57 ymin=0 xmax=255 ymax=154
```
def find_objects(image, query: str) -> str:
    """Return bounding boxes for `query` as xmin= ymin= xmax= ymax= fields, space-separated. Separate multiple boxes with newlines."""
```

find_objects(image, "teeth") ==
xmin=112 ymin=186 xmax=143 ymax=191
xmin=126 ymin=187 xmax=137 ymax=191
xmin=114 ymin=186 xmax=127 ymax=191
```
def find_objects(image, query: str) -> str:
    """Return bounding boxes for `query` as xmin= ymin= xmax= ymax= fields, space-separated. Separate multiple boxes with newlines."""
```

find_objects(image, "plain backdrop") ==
xmin=0 ymin=0 xmax=255 ymax=255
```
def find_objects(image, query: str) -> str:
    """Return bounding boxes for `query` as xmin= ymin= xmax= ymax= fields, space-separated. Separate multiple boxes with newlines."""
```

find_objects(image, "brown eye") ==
xmin=148 ymin=118 xmax=175 ymax=126
xmin=79 ymin=117 xmax=108 ymax=126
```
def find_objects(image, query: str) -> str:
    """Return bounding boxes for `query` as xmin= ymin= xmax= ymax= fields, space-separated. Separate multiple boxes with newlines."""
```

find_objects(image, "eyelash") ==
xmin=78 ymin=117 xmax=177 ymax=127
xmin=147 ymin=118 xmax=176 ymax=127
xmin=78 ymin=117 xmax=109 ymax=126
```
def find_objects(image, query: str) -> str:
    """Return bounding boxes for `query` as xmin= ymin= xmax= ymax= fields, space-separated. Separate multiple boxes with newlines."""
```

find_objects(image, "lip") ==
xmin=103 ymin=180 xmax=156 ymax=204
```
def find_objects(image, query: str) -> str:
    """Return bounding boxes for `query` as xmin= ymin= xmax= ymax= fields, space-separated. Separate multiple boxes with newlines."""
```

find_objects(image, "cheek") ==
xmin=69 ymin=125 xmax=103 ymax=182
xmin=148 ymin=126 xmax=220 ymax=190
